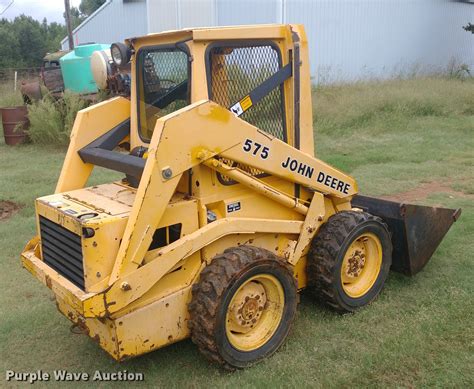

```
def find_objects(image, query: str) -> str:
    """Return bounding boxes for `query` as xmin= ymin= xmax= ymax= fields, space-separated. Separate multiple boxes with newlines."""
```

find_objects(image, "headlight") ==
xmin=110 ymin=42 xmax=131 ymax=67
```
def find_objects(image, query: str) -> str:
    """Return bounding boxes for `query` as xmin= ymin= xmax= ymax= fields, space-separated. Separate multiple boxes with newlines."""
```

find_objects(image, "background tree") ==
xmin=0 ymin=20 xmax=21 ymax=67
xmin=65 ymin=0 xmax=106 ymax=29
xmin=13 ymin=15 xmax=49 ymax=66
xmin=0 ymin=0 xmax=105 ymax=68
xmin=79 ymin=0 xmax=106 ymax=17
xmin=67 ymin=6 xmax=85 ymax=29
xmin=0 ymin=15 xmax=66 ymax=68
xmin=463 ymin=23 xmax=473 ymax=34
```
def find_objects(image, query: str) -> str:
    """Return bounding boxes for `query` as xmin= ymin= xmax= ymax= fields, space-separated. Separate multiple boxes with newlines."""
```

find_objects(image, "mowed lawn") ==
xmin=0 ymin=78 xmax=473 ymax=388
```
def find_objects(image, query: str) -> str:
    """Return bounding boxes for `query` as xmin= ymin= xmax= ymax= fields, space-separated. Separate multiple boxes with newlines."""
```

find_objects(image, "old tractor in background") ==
xmin=21 ymin=25 xmax=460 ymax=369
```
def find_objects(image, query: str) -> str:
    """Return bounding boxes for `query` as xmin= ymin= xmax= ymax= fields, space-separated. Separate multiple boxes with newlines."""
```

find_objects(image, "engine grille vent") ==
xmin=39 ymin=216 xmax=85 ymax=289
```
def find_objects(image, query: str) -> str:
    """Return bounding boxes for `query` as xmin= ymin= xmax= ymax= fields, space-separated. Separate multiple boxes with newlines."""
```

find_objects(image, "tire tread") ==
xmin=188 ymin=245 xmax=296 ymax=369
xmin=308 ymin=211 xmax=390 ymax=312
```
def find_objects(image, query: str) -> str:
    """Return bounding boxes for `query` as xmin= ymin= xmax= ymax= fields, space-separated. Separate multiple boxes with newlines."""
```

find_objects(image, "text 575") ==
xmin=242 ymin=139 xmax=270 ymax=159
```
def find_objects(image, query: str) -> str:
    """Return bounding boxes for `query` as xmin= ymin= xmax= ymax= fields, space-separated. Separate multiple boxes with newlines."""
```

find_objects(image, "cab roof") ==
xmin=127 ymin=24 xmax=297 ymax=45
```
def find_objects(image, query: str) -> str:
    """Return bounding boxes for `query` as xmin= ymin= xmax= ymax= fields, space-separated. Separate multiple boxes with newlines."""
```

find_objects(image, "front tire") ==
xmin=308 ymin=211 xmax=392 ymax=313
xmin=188 ymin=246 xmax=298 ymax=369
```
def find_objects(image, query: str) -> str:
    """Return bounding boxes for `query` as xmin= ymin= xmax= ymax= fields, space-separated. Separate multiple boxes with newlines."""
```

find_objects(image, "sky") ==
xmin=0 ymin=0 xmax=82 ymax=24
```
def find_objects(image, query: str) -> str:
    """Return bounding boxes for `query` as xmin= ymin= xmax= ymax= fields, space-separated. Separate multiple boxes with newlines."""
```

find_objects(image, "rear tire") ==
xmin=188 ymin=246 xmax=298 ymax=369
xmin=308 ymin=211 xmax=392 ymax=313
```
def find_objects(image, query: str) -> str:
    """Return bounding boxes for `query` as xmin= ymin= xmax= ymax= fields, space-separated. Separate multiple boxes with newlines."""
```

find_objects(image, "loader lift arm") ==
xmin=111 ymin=99 xmax=357 ymax=279
xmin=81 ymin=99 xmax=357 ymax=317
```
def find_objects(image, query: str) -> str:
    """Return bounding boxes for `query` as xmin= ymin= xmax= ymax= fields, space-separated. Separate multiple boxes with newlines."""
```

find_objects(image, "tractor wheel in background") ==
xmin=307 ymin=211 xmax=392 ymax=313
xmin=188 ymin=246 xmax=298 ymax=369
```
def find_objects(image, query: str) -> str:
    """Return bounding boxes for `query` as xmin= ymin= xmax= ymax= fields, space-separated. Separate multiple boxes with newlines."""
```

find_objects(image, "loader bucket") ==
xmin=352 ymin=195 xmax=461 ymax=276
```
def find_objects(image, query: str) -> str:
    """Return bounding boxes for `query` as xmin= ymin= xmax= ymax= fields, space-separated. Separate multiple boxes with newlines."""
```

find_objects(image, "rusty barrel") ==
xmin=1 ymin=106 xmax=29 ymax=145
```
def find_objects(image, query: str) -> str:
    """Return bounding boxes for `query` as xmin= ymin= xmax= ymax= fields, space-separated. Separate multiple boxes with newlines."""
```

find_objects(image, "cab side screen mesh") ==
xmin=209 ymin=45 xmax=286 ymax=141
xmin=208 ymin=44 xmax=287 ymax=185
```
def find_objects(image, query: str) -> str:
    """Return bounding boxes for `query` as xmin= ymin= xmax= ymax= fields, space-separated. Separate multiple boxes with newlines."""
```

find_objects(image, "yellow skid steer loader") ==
xmin=21 ymin=25 xmax=460 ymax=369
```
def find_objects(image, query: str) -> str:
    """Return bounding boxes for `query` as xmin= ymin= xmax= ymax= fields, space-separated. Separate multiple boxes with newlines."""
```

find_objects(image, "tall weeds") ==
xmin=313 ymin=77 xmax=474 ymax=134
xmin=27 ymin=91 xmax=87 ymax=145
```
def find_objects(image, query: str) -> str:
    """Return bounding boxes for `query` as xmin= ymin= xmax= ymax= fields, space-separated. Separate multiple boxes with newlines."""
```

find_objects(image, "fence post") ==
xmin=14 ymin=71 xmax=17 ymax=91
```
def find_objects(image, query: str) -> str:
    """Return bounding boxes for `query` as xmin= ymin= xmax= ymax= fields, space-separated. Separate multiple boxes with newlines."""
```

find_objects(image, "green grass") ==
xmin=0 ymin=83 xmax=24 ymax=108
xmin=1 ymin=77 xmax=473 ymax=388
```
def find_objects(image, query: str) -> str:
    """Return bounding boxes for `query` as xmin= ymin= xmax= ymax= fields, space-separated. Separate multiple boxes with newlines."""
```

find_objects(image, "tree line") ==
xmin=0 ymin=0 xmax=106 ymax=69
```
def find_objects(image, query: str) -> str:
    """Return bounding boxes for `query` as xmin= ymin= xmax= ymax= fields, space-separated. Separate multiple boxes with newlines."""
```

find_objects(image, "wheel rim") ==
xmin=340 ymin=232 xmax=382 ymax=298
xmin=225 ymin=274 xmax=285 ymax=352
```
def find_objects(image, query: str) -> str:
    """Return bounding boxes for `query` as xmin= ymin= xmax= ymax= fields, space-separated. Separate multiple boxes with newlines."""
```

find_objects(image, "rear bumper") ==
xmin=21 ymin=240 xmax=121 ymax=359
xmin=21 ymin=244 xmax=89 ymax=314
xmin=21 ymin=238 xmax=191 ymax=361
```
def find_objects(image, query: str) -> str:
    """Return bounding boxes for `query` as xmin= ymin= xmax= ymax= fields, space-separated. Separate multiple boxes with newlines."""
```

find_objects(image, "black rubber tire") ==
xmin=188 ymin=245 xmax=298 ymax=369
xmin=308 ymin=211 xmax=392 ymax=313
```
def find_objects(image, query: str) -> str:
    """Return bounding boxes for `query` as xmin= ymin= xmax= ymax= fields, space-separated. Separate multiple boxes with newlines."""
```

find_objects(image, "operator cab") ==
xmin=84 ymin=26 xmax=312 ymax=194
xmin=107 ymin=29 xmax=299 ymax=191
xmin=110 ymin=30 xmax=293 ymax=152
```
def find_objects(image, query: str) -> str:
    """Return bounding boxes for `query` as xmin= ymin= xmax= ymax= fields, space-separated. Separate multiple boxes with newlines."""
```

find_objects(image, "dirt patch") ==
xmin=0 ymin=200 xmax=21 ymax=221
xmin=382 ymin=181 xmax=469 ymax=203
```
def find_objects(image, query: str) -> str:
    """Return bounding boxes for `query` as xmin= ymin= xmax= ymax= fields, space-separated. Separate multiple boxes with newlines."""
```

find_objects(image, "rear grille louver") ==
xmin=39 ymin=216 xmax=85 ymax=289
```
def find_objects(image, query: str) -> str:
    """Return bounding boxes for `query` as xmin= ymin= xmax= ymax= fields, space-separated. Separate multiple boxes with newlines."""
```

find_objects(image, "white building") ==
xmin=61 ymin=0 xmax=474 ymax=83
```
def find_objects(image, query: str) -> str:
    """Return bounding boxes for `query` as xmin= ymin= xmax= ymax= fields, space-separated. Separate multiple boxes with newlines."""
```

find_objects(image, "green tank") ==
xmin=60 ymin=44 xmax=110 ymax=94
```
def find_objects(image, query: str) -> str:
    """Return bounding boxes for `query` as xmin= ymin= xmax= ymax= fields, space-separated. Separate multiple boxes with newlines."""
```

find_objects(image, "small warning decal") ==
xmin=230 ymin=102 xmax=243 ymax=116
xmin=240 ymin=95 xmax=253 ymax=111
xmin=230 ymin=95 xmax=253 ymax=117
xmin=227 ymin=201 xmax=241 ymax=213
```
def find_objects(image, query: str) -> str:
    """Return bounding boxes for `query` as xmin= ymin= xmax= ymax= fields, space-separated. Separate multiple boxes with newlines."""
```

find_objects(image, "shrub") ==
xmin=27 ymin=91 xmax=88 ymax=145
xmin=0 ymin=85 xmax=24 ymax=108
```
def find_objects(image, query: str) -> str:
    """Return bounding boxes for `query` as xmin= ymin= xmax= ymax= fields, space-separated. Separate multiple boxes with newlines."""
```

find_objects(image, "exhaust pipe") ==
xmin=352 ymin=195 xmax=461 ymax=276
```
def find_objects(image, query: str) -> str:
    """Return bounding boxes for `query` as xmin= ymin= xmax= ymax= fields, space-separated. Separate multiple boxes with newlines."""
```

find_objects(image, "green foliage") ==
xmin=27 ymin=92 xmax=87 ymax=145
xmin=463 ymin=22 xmax=474 ymax=34
xmin=79 ymin=0 xmax=106 ymax=16
xmin=66 ymin=6 xmax=85 ymax=30
xmin=41 ymin=18 xmax=68 ymax=54
xmin=0 ymin=0 xmax=107 ymax=68
xmin=66 ymin=0 xmax=106 ymax=29
xmin=0 ymin=15 xmax=66 ymax=68
xmin=0 ymin=84 xmax=24 ymax=108
xmin=445 ymin=58 xmax=471 ymax=80
xmin=313 ymin=77 xmax=474 ymax=136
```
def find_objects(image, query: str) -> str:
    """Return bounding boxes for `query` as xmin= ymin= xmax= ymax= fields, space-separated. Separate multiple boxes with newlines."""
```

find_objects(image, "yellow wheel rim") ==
xmin=225 ymin=274 xmax=284 ymax=352
xmin=340 ymin=232 xmax=382 ymax=298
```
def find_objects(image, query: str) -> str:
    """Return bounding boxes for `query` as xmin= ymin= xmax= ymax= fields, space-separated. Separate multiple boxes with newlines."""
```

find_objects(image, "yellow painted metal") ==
xmin=56 ymin=97 xmax=130 ymax=193
xmin=289 ymin=192 xmax=326 ymax=265
xmin=225 ymin=274 xmax=284 ymax=352
xmin=340 ymin=233 xmax=383 ymax=298
xmin=21 ymin=249 xmax=93 ymax=312
xmin=109 ymin=100 xmax=356 ymax=284
xmin=293 ymin=255 xmax=308 ymax=289
xmin=202 ymin=156 xmax=309 ymax=215
xmin=85 ymin=218 xmax=303 ymax=317
xmin=205 ymin=189 xmax=304 ymax=223
xmin=20 ymin=24 xmax=361 ymax=359
xmin=290 ymin=24 xmax=314 ymax=156
xmin=55 ymin=283 xmax=193 ymax=360
xmin=33 ymin=184 xmax=201 ymax=292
